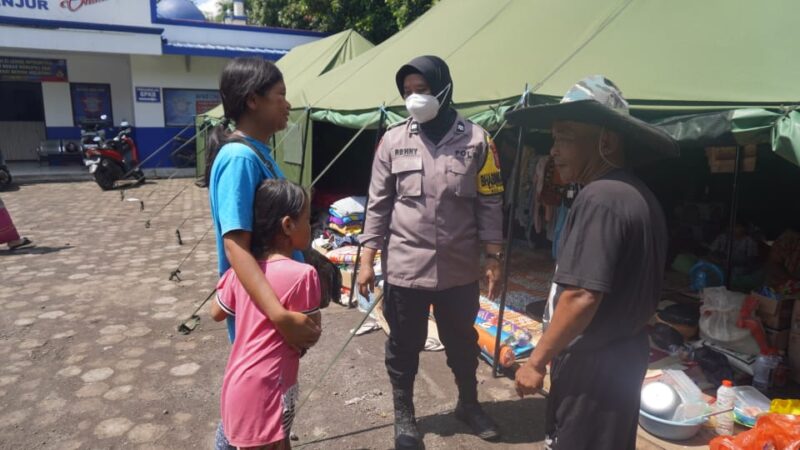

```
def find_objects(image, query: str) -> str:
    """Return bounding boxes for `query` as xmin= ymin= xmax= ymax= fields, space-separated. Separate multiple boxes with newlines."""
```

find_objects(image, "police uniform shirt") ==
xmin=360 ymin=117 xmax=504 ymax=290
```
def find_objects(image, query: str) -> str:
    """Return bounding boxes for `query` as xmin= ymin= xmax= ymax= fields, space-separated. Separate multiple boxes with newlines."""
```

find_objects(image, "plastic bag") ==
xmin=710 ymin=413 xmax=800 ymax=449
xmin=699 ymin=287 xmax=760 ymax=355
xmin=691 ymin=346 xmax=734 ymax=388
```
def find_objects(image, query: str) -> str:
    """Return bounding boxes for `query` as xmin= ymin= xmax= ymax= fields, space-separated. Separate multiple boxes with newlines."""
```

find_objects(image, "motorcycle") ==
xmin=82 ymin=116 xmax=145 ymax=190
xmin=0 ymin=146 xmax=11 ymax=190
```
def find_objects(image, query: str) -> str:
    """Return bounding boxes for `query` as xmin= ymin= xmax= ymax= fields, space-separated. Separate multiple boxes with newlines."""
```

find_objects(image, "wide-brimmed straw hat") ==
xmin=505 ymin=75 xmax=679 ymax=166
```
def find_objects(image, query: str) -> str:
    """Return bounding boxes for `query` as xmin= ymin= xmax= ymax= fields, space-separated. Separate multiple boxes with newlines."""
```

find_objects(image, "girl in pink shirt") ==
xmin=211 ymin=179 xmax=321 ymax=450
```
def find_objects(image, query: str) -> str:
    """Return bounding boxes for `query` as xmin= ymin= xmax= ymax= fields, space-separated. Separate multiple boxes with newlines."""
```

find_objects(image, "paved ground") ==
xmin=0 ymin=179 xmax=548 ymax=450
xmin=0 ymin=178 xmax=710 ymax=449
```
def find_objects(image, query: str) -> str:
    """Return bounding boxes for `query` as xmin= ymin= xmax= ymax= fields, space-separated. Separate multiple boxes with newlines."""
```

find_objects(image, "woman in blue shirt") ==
xmin=206 ymin=57 xmax=320 ymax=449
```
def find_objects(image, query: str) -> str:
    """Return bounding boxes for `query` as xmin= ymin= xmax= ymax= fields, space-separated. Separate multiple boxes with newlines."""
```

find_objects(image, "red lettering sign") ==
xmin=60 ymin=0 xmax=108 ymax=12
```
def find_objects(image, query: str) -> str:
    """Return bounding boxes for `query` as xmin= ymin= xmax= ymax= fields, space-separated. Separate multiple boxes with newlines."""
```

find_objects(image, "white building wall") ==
xmin=0 ymin=26 xmax=161 ymax=55
xmin=1 ymin=0 xmax=153 ymax=27
xmin=0 ymin=48 xmax=133 ymax=127
xmin=130 ymin=54 xmax=227 ymax=128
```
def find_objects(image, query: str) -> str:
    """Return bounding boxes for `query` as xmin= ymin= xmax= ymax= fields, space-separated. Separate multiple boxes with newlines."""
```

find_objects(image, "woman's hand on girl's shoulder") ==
xmin=274 ymin=309 xmax=321 ymax=349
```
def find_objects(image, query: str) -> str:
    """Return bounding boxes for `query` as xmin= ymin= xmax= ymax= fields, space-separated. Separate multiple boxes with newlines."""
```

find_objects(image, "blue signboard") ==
xmin=0 ymin=56 xmax=68 ymax=82
xmin=70 ymin=82 xmax=112 ymax=126
xmin=135 ymin=86 xmax=161 ymax=103
xmin=163 ymin=88 xmax=220 ymax=127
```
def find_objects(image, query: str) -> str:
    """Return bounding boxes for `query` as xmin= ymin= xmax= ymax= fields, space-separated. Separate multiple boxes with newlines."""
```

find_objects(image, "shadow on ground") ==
xmin=294 ymin=397 xmax=546 ymax=450
xmin=0 ymin=245 xmax=73 ymax=255
xmin=418 ymin=397 xmax=546 ymax=445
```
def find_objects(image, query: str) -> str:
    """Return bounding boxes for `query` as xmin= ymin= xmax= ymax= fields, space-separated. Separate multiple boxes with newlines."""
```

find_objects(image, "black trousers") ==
xmin=545 ymin=332 xmax=649 ymax=450
xmin=383 ymin=282 xmax=481 ymax=392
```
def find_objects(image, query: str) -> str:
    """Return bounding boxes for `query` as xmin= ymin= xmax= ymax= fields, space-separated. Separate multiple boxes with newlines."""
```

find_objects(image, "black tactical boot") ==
xmin=393 ymin=388 xmax=423 ymax=449
xmin=454 ymin=382 xmax=501 ymax=442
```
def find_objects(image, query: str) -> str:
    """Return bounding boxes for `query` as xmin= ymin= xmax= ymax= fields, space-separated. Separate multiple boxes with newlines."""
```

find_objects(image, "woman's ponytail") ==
xmin=204 ymin=118 xmax=232 ymax=185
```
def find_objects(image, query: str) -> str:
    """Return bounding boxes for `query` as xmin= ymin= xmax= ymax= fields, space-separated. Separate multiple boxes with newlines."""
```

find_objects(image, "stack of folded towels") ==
xmin=328 ymin=196 xmax=366 ymax=236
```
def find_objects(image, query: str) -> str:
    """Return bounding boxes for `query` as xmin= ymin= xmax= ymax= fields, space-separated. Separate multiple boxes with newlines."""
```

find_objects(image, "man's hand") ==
xmin=485 ymin=257 xmax=502 ymax=299
xmin=273 ymin=310 xmax=321 ymax=349
xmin=515 ymin=363 xmax=546 ymax=398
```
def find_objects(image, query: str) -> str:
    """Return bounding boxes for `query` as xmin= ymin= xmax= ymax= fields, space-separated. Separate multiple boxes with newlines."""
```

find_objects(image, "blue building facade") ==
xmin=0 ymin=0 xmax=323 ymax=167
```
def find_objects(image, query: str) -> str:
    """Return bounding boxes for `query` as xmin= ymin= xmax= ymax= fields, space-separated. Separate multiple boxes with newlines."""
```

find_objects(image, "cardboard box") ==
xmin=340 ymin=267 xmax=354 ymax=290
xmin=706 ymin=145 xmax=757 ymax=173
xmin=709 ymin=156 xmax=757 ymax=173
xmin=754 ymin=292 xmax=795 ymax=330
xmin=788 ymin=331 xmax=800 ymax=383
xmin=766 ymin=327 xmax=790 ymax=351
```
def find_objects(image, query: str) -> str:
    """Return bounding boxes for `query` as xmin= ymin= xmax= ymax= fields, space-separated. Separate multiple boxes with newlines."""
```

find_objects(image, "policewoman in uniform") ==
xmin=358 ymin=56 xmax=505 ymax=449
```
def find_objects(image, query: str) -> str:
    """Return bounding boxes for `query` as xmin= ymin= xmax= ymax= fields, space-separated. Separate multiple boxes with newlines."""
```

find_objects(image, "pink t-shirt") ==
xmin=217 ymin=258 xmax=321 ymax=447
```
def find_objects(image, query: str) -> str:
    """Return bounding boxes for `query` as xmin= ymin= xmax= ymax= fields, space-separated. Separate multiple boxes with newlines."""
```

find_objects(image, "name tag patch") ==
xmin=394 ymin=148 xmax=418 ymax=157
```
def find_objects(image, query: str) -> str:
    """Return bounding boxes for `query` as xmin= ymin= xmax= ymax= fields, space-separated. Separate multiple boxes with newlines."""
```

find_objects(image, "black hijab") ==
xmin=395 ymin=55 xmax=457 ymax=145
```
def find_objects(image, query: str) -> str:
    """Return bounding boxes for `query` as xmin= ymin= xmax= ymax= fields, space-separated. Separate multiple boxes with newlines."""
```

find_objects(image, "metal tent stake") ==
xmin=493 ymin=86 xmax=529 ymax=376
xmin=724 ymin=145 xmax=743 ymax=289
xmin=298 ymin=107 xmax=312 ymax=186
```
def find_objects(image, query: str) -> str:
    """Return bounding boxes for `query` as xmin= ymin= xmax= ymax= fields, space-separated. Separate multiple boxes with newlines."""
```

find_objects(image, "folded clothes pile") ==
xmin=328 ymin=196 xmax=366 ymax=236
xmin=326 ymin=245 xmax=380 ymax=266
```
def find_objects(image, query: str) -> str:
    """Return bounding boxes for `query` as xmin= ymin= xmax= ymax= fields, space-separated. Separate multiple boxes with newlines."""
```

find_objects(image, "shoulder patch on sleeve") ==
xmin=477 ymin=132 xmax=504 ymax=195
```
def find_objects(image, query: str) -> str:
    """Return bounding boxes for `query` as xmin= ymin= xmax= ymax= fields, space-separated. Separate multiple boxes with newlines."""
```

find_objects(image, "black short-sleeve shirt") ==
xmin=545 ymin=169 xmax=668 ymax=353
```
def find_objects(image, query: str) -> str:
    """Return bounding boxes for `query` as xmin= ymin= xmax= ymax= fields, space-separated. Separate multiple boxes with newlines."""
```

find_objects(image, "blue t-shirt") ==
xmin=208 ymin=136 xmax=303 ymax=340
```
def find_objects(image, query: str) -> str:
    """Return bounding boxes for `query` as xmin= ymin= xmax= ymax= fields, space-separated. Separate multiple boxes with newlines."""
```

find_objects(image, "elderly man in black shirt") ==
xmin=507 ymin=75 xmax=678 ymax=450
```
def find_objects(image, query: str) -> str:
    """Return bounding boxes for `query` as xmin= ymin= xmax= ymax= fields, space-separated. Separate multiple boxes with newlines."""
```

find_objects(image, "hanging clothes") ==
xmin=532 ymin=156 xmax=548 ymax=234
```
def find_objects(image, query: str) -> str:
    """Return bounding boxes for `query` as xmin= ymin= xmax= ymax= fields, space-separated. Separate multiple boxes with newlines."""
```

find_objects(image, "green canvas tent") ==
xmin=199 ymin=0 xmax=799 ymax=186
xmin=195 ymin=29 xmax=374 ymax=180
xmin=292 ymin=0 xmax=800 ymax=171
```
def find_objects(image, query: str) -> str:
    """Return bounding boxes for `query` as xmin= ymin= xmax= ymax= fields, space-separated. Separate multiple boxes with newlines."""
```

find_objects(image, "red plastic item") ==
xmin=737 ymin=296 xmax=777 ymax=356
xmin=710 ymin=413 xmax=800 ymax=449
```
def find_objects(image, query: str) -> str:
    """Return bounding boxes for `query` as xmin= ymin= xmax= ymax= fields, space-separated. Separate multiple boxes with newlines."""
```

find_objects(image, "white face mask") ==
xmin=405 ymin=83 xmax=451 ymax=123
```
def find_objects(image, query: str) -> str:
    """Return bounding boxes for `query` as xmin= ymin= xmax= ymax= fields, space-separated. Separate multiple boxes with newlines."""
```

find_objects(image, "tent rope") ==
xmin=309 ymin=107 xmax=383 ymax=188
xmin=273 ymin=106 xmax=311 ymax=150
xmin=295 ymin=290 xmax=385 ymax=415
xmin=490 ymin=85 xmax=533 ymax=140
xmin=168 ymin=223 xmax=214 ymax=281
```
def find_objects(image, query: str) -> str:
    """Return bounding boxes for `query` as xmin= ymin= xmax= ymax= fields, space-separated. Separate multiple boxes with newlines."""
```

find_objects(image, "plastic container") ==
xmin=770 ymin=398 xmax=800 ymax=414
xmin=475 ymin=325 xmax=515 ymax=367
xmin=662 ymin=369 xmax=704 ymax=404
xmin=733 ymin=385 xmax=771 ymax=427
xmin=641 ymin=382 xmax=680 ymax=419
xmin=715 ymin=380 xmax=735 ymax=436
xmin=639 ymin=410 xmax=706 ymax=441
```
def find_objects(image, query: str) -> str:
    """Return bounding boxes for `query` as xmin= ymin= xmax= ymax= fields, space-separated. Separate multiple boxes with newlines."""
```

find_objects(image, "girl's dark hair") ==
xmin=251 ymin=179 xmax=308 ymax=257
xmin=204 ymin=57 xmax=284 ymax=184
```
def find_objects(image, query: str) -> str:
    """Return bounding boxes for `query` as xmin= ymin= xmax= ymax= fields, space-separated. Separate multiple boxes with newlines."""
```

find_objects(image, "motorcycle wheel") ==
xmin=0 ymin=168 xmax=11 ymax=191
xmin=94 ymin=161 xmax=123 ymax=190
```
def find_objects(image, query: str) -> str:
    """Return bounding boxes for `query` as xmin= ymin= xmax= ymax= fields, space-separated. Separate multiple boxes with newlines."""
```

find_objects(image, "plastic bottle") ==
xmin=475 ymin=325 xmax=515 ymax=367
xmin=752 ymin=354 xmax=778 ymax=392
xmin=715 ymin=380 xmax=735 ymax=436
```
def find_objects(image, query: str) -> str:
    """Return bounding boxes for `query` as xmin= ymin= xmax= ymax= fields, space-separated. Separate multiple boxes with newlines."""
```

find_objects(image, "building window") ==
xmin=70 ymin=83 xmax=113 ymax=127
xmin=0 ymin=82 xmax=45 ymax=122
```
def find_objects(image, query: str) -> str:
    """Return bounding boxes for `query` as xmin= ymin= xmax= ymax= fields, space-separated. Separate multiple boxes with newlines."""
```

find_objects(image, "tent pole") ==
xmin=348 ymin=107 xmax=387 ymax=308
xmin=299 ymin=107 xmax=312 ymax=187
xmin=493 ymin=86 xmax=529 ymax=377
xmin=725 ymin=145 xmax=742 ymax=289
